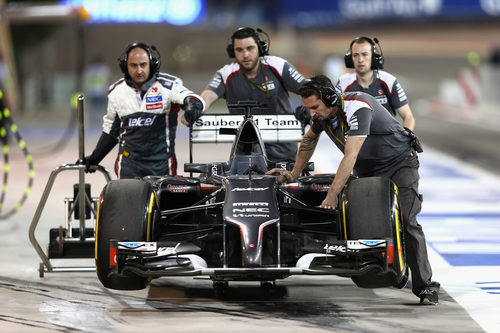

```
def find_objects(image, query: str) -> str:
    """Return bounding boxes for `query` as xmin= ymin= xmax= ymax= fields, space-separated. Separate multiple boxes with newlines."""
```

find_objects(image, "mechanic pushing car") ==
xmin=82 ymin=41 xmax=204 ymax=178
xmin=181 ymin=27 xmax=305 ymax=162
xmin=267 ymin=75 xmax=440 ymax=305
xmin=338 ymin=36 xmax=415 ymax=130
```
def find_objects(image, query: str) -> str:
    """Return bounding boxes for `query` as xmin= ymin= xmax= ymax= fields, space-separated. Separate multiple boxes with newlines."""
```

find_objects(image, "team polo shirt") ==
xmin=311 ymin=91 xmax=412 ymax=176
xmin=205 ymin=55 xmax=305 ymax=161
xmin=337 ymin=70 xmax=408 ymax=116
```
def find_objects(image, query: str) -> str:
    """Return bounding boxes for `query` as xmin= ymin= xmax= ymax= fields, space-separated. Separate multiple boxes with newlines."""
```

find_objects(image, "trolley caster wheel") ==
xmin=39 ymin=263 xmax=45 ymax=278
xmin=213 ymin=281 xmax=228 ymax=298
xmin=57 ymin=226 xmax=64 ymax=256
xmin=260 ymin=280 xmax=276 ymax=298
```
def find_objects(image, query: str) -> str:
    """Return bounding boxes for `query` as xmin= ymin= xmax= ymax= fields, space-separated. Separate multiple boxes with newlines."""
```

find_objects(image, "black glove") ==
xmin=78 ymin=155 xmax=97 ymax=173
xmin=182 ymin=96 xmax=203 ymax=124
xmin=404 ymin=127 xmax=423 ymax=153
xmin=294 ymin=105 xmax=311 ymax=126
xmin=78 ymin=132 xmax=118 ymax=173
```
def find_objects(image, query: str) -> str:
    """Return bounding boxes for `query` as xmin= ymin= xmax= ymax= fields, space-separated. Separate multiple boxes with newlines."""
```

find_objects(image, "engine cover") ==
xmin=222 ymin=176 xmax=279 ymax=266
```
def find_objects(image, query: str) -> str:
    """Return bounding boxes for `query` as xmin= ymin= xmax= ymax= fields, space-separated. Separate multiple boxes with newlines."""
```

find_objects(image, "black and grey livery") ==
xmin=94 ymin=102 xmax=407 ymax=295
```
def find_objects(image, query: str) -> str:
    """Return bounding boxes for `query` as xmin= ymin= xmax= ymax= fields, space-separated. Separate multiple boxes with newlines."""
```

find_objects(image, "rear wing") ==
xmin=186 ymin=109 xmax=314 ymax=175
xmin=190 ymin=114 xmax=304 ymax=144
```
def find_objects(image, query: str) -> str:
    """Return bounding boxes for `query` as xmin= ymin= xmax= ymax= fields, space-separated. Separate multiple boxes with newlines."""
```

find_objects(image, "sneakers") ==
xmin=419 ymin=287 xmax=439 ymax=305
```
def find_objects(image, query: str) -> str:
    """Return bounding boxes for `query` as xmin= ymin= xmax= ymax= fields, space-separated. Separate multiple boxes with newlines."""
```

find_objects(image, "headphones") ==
xmin=344 ymin=36 xmax=384 ymax=70
xmin=118 ymin=41 xmax=161 ymax=76
xmin=307 ymin=79 xmax=339 ymax=108
xmin=226 ymin=27 xmax=269 ymax=58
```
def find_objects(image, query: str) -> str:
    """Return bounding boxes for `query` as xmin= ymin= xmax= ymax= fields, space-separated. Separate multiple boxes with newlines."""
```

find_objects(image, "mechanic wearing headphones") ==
xmin=338 ymin=36 xmax=415 ymax=130
xmin=83 ymin=41 xmax=205 ymax=178
xmin=181 ymin=27 xmax=305 ymax=163
xmin=268 ymin=75 xmax=440 ymax=305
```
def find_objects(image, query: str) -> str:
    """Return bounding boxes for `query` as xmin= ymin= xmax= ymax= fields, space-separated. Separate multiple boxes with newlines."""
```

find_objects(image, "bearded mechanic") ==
xmin=267 ymin=75 xmax=440 ymax=305
xmin=83 ymin=41 xmax=204 ymax=178
xmin=182 ymin=27 xmax=305 ymax=162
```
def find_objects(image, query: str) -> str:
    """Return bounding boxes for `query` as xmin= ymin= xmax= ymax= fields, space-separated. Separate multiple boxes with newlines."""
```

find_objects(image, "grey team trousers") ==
xmin=383 ymin=152 xmax=440 ymax=296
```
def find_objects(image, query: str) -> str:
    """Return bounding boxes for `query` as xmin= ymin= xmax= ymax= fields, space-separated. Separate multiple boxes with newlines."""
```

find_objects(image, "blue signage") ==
xmin=61 ymin=0 xmax=205 ymax=25
xmin=280 ymin=0 xmax=500 ymax=28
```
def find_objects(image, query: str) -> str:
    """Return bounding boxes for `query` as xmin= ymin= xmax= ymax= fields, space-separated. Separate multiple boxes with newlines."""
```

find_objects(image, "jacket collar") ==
xmin=125 ymin=72 xmax=158 ymax=94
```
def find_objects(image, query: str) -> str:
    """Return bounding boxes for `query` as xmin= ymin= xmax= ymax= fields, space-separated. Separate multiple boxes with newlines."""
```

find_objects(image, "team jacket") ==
xmin=311 ymin=91 xmax=412 ymax=176
xmin=337 ymin=70 xmax=408 ymax=116
xmin=104 ymin=73 xmax=204 ymax=176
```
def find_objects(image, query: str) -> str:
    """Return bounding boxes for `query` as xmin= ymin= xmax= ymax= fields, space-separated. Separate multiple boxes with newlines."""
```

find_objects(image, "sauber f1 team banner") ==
xmin=191 ymin=114 xmax=303 ymax=144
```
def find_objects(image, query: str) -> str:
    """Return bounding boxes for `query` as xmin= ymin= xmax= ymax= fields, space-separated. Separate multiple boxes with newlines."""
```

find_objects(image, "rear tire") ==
xmin=95 ymin=179 xmax=158 ymax=290
xmin=342 ymin=177 xmax=407 ymax=288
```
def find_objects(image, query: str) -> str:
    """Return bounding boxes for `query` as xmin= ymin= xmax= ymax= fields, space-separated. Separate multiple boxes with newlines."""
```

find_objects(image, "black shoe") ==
xmin=419 ymin=287 xmax=439 ymax=305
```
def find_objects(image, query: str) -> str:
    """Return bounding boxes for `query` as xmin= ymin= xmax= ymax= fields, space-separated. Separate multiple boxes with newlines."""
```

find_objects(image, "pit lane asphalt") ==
xmin=0 ymin=112 xmax=491 ymax=332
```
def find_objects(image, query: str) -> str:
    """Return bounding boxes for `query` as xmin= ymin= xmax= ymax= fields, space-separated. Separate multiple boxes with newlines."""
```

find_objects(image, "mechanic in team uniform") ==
xmin=268 ymin=75 xmax=440 ymax=305
xmin=337 ymin=36 xmax=415 ymax=130
xmin=181 ymin=27 xmax=305 ymax=162
xmin=83 ymin=41 xmax=204 ymax=178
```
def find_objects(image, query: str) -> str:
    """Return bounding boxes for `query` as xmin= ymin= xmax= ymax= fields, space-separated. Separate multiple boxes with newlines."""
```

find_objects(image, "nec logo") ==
xmin=146 ymin=95 xmax=162 ymax=103
xmin=128 ymin=115 xmax=157 ymax=127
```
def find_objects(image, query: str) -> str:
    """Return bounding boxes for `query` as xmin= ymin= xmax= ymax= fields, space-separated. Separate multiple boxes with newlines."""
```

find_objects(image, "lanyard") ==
xmin=244 ymin=59 xmax=270 ymax=97
xmin=327 ymin=119 xmax=345 ymax=147
xmin=327 ymin=96 xmax=346 ymax=147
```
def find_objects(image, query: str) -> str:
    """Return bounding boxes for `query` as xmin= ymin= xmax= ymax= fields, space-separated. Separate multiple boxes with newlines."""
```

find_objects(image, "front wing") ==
xmin=109 ymin=239 xmax=392 ymax=281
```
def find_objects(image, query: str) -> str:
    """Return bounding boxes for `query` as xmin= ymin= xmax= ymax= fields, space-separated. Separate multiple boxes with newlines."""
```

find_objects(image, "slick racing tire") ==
xmin=342 ymin=177 xmax=407 ymax=288
xmin=95 ymin=179 xmax=158 ymax=290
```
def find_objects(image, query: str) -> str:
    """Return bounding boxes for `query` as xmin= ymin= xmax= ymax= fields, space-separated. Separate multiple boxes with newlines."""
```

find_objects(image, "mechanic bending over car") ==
xmin=181 ymin=27 xmax=305 ymax=162
xmin=267 ymin=75 xmax=440 ymax=305
xmin=82 ymin=41 xmax=205 ymax=178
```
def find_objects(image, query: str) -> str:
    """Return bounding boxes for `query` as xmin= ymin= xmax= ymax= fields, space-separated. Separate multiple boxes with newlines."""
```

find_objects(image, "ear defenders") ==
xmin=307 ymin=80 xmax=339 ymax=108
xmin=344 ymin=36 xmax=384 ymax=70
xmin=226 ymin=27 xmax=269 ymax=58
xmin=118 ymin=41 xmax=161 ymax=76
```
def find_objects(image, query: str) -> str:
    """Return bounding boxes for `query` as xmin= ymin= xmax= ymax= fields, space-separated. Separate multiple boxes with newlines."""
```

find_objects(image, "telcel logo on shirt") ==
xmin=129 ymin=115 xmax=157 ymax=127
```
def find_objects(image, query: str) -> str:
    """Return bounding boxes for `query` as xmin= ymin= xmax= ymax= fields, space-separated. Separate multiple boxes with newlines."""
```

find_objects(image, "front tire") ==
xmin=341 ymin=177 xmax=407 ymax=288
xmin=95 ymin=179 xmax=158 ymax=290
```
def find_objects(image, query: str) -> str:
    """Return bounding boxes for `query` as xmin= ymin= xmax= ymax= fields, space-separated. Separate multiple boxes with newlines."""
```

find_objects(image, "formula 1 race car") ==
xmin=95 ymin=101 xmax=407 ymax=294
